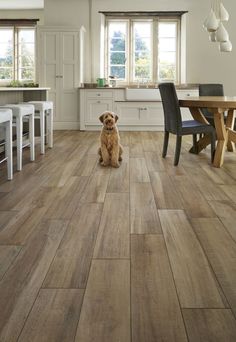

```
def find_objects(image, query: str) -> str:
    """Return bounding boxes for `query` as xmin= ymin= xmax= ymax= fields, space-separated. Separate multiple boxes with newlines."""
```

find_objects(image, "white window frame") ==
xmin=105 ymin=15 xmax=181 ymax=85
xmin=0 ymin=26 xmax=36 ymax=85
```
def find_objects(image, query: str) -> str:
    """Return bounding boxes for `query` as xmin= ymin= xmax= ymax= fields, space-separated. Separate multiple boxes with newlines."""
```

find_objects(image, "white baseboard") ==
xmin=82 ymin=125 xmax=164 ymax=132
xmin=53 ymin=122 xmax=164 ymax=132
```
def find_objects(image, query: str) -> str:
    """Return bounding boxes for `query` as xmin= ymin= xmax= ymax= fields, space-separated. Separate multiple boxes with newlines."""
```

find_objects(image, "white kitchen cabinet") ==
xmin=114 ymin=101 xmax=164 ymax=129
xmin=80 ymin=89 xmax=114 ymax=129
xmin=86 ymin=99 xmax=113 ymax=124
xmin=79 ymin=88 xmax=198 ymax=131
xmin=38 ymin=27 xmax=80 ymax=129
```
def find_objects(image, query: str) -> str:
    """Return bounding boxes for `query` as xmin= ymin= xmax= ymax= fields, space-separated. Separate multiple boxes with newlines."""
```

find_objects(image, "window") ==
xmin=105 ymin=16 xmax=180 ymax=84
xmin=0 ymin=26 xmax=35 ymax=84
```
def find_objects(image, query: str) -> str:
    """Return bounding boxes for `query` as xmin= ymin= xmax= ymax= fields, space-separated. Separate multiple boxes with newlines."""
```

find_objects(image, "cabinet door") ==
xmin=140 ymin=103 xmax=164 ymax=125
xmin=39 ymin=29 xmax=79 ymax=127
xmin=115 ymin=102 xmax=141 ymax=125
xmin=86 ymin=99 xmax=113 ymax=124
xmin=39 ymin=31 xmax=60 ymax=122
xmin=60 ymin=32 xmax=79 ymax=123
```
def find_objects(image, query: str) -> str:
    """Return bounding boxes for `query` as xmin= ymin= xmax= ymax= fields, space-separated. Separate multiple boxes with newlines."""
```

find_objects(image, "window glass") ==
xmin=108 ymin=22 xmax=127 ymax=80
xmin=0 ymin=28 xmax=14 ymax=81
xmin=158 ymin=22 xmax=177 ymax=82
xmin=105 ymin=18 xmax=179 ymax=84
xmin=133 ymin=22 xmax=152 ymax=82
xmin=18 ymin=29 xmax=35 ymax=81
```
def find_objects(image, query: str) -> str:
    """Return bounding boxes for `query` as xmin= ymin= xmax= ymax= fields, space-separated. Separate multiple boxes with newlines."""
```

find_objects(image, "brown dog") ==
xmin=98 ymin=111 xmax=123 ymax=168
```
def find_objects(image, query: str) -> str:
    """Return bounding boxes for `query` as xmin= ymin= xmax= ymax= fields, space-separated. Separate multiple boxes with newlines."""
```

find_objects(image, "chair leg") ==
xmin=29 ymin=113 xmax=35 ymax=161
xmin=174 ymin=135 xmax=182 ymax=166
xmin=39 ymin=109 xmax=45 ymax=154
xmin=48 ymin=108 xmax=53 ymax=148
xmin=210 ymin=131 xmax=216 ymax=163
xmin=162 ymin=131 xmax=169 ymax=158
xmin=16 ymin=116 xmax=23 ymax=171
xmin=5 ymin=120 xmax=13 ymax=180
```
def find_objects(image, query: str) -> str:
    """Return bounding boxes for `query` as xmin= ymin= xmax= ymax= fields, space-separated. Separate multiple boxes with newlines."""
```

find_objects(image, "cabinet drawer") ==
xmin=86 ymin=90 xmax=113 ymax=99
xmin=177 ymin=89 xmax=198 ymax=98
xmin=86 ymin=99 xmax=113 ymax=124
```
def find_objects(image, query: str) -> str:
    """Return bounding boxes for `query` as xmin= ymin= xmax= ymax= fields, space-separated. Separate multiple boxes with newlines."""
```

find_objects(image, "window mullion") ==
xmin=153 ymin=19 xmax=158 ymax=84
xmin=129 ymin=20 xmax=133 ymax=84
xmin=14 ymin=27 xmax=17 ymax=81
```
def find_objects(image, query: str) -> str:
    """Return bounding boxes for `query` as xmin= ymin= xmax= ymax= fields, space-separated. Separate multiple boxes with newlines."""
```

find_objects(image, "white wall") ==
xmin=90 ymin=0 xmax=236 ymax=94
xmin=44 ymin=0 xmax=91 ymax=81
xmin=2 ymin=0 xmax=236 ymax=94
xmin=0 ymin=9 xmax=44 ymax=25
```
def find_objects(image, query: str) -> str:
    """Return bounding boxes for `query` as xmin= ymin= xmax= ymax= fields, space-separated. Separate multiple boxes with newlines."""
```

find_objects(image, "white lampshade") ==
xmin=209 ymin=32 xmax=217 ymax=42
xmin=220 ymin=2 xmax=229 ymax=21
xmin=206 ymin=9 xmax=219 ymax=32
xmin=219 ymin=40 xmax=232 ymax=52
xmin=216 ymin=22 xmax=229 ymax=42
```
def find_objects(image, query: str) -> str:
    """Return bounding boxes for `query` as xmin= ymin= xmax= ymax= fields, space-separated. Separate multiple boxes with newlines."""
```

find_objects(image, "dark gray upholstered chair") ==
xmin=159 ymin=82 xmax=216 ymax=166
xmin=199 ymin=84 xmax=224 ymax=126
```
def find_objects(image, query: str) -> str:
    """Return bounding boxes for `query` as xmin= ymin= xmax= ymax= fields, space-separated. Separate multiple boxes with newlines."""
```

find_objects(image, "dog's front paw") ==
xmin=118 ymin=156 xmax=122 ymax=161
xmin=101 ymin=161 xmax=109 ymax=167
xmin=111 ymin=162 xmax=120 ymax=168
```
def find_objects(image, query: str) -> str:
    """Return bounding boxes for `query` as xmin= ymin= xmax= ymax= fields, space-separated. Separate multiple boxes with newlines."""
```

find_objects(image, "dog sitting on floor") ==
xmin=98 ymin=111 xmax=123 ymax=168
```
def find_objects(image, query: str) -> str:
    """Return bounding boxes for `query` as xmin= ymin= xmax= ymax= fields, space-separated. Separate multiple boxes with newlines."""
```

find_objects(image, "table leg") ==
xmin=189 ymin=107 xmax=210 ymax=124
xmin=213 ymin=110 xmax=227 ymax=167
xmin=188 ymin=107 xmax=211 ymax=154
xmin=225 ymin=109 xmax=235 ymax=152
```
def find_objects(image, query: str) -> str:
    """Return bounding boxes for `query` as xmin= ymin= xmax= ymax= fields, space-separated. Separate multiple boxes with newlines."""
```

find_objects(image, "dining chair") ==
xmin=199 ymin=84 xmax=224 ymax=126
xmin=159 ymin=82 xmax=216 ymax=166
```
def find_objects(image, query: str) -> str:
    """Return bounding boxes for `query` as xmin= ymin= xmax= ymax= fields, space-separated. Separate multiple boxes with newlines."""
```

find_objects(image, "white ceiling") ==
xmin=0 ymin=0 xmax=44 ymax=9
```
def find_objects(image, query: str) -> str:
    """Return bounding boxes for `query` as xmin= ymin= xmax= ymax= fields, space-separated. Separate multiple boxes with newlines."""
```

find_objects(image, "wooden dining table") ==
xmin=179 ymin=96 xmax=236 ymax=167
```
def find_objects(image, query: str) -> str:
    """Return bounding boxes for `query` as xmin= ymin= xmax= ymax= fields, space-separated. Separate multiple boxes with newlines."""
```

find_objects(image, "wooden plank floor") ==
xmin=0 ymin=131 xmax=236 ymax=342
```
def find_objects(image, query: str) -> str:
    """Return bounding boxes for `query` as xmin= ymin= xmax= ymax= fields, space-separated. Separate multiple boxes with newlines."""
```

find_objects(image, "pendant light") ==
xmin=219 ymin=40 xmax=232 ymax=52
xmin=219 ymin=2 xmax=229 ymax=21
xmin=216 ymin=22 xmax=229 ymax=42
xmin=203 ymin=0 xmax=232 ymax=52
xmin=206 ymin=8 xmax=219 ymax=32
xmin=209 ymin=32 xmax=217 ymax=42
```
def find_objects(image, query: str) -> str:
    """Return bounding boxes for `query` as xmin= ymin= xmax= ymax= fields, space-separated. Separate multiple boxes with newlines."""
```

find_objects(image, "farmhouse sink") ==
xmin=125 ymin=87 xmax=161 ymax=101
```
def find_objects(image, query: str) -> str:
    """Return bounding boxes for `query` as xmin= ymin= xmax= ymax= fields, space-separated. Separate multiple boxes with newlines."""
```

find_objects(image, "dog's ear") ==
xmin=99 ymin=114 xmax=104 ymax=123
xmin=115 ymin=114 xmax=119 ymax=122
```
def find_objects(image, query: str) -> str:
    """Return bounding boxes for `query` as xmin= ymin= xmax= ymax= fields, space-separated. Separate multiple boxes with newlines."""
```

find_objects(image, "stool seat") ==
xmin=0 ymin=108 xmax=12 ymax=123
xmin=28 ymin=101 xmax=53 ymax=112
xmin=4 ymin=104 xmax=35 ymax=118
xmin=0 ymin=108 xmax=13 ymax=180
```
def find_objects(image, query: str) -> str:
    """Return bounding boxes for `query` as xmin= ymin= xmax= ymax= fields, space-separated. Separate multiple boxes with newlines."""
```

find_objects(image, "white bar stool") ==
xmin=1 ymin=104 xmax=35 ymax=171
xmin=28 ymin=101 xmax=53 ymax=154
xmin=0 ymin=108 xmax=13 ymax=180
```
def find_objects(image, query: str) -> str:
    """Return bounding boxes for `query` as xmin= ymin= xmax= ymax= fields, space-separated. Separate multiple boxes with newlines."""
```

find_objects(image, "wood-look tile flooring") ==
xmin=0 ymin=131 xmax=236 ymax=342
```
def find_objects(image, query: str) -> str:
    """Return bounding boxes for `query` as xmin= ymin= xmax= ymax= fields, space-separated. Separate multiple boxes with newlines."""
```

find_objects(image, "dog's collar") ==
xmin=103 ymin=127 xmax=115 ymax=132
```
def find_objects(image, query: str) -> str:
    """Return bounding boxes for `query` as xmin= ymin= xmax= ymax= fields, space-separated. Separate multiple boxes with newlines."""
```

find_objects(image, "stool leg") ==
xmin=48 ymin=108 xmax=53 ymax=148
xmin=16 ymin=116 xmax=23 ymax=171
xmin=6 ymin=120 xmax=13 ymax=180
xmin=40 ymin=110 xmax=45 ymax=154
xmin=29 ymin=113 xmax=35 ymax=161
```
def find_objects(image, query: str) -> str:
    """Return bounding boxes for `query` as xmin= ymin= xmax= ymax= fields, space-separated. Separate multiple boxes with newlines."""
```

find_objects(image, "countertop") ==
xmin=0 ymin=87 xmax=50 ymax=91
xmin=78 ymin=84 xmax=198 ymax=90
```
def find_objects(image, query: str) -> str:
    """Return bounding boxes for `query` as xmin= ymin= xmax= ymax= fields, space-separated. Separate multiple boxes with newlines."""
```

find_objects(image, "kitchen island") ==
xmin=0 ymin=87 xmax=50 ymax=105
